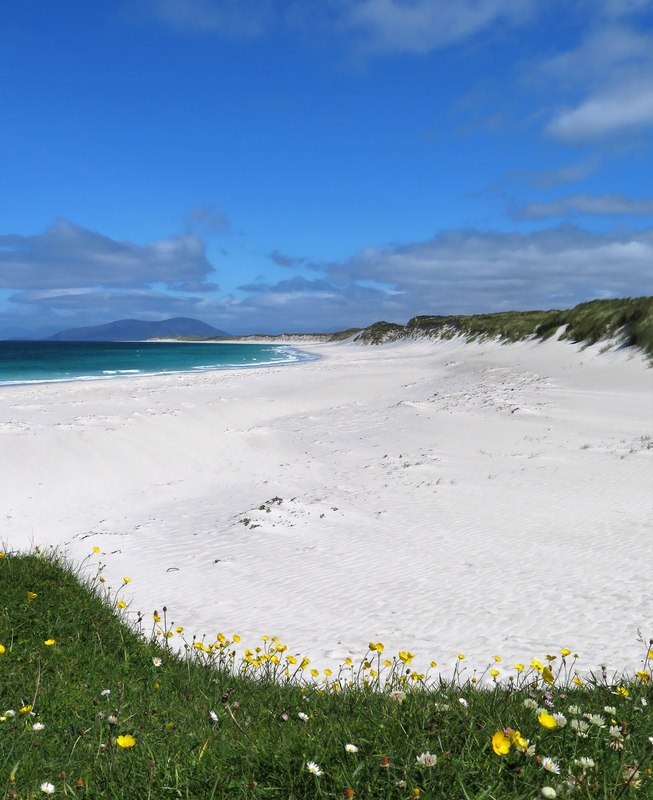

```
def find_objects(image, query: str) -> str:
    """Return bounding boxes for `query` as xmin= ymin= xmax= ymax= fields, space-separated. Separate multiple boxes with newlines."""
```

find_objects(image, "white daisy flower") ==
xmin=298 ymin=712 xmax=309 ymax=722
xmin=416 ymin=752 xmax=437 ymax=767
xmin=5 ymin=710 xmax=16 ymax=717
xmin=40 ymin=783 xmax=56 ymax=795
xmin=573 ymin=756 xmax=595 ymax=770
xmin=101 ymin=689 xmax=111 ymax=696
xmin=32 ymin=722 xmax=45 ymax=731
xmin=523 ymin=698 xmax=538 ymax=710
xmin=306 ymin=761 xmax=322 ymax=776
xmin=458 ymin=698 xmax=468 ymax=708
xmin=570 ymin=719 xmax=589 ymax=737
xmin=553 ymin=713 xmax=567 ymax=727
xmin=541 ymin=756 xmax=560 ymax=774
xmin=209 ymin=710 xmax=219 ymax=723
xmin=345 ymin=744 xmax=358 ymax=753
xmin=567 ymin=704 xmax=582 ymax=716
xmin=152 ymin=657 xmax=162 ymax=667
xmin=585 ymin=713 xmax=605 ymax=728
xmin=604 ymin=706 xmax=616 ymax=715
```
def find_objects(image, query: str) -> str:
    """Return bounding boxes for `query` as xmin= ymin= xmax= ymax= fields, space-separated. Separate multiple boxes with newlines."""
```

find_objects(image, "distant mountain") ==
xmin=48 ymin=317 xmax=231 ymax=341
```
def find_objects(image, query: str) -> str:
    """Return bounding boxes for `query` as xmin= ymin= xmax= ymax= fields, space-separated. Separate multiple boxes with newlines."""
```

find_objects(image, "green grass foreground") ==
xmin=1 ymin=550 xmax=652 ymax=799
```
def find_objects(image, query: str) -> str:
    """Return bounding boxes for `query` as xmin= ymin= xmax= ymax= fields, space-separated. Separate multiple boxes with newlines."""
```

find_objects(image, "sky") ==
xmin=1 ymin=0 xmax=652 ymax=336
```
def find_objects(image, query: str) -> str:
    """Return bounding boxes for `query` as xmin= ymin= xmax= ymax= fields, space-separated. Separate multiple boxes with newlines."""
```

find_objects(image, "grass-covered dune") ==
xmin=1 ymin=549 xmax=652 ymax=798
xmin=353 ymin=297 xmax=653 ymax=357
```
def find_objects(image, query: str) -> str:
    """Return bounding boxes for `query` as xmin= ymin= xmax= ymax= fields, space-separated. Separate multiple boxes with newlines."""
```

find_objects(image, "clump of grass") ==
xmin=0 ymin=547 xmax=651 ymax=799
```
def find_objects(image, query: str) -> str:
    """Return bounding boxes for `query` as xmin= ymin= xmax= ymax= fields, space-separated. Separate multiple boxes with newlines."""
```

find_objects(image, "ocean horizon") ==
xmin=0 ymin=340 xmax=317 ymax=386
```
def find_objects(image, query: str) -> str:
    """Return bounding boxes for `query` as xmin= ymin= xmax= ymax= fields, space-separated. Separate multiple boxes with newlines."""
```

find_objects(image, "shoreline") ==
xmin=0 ymin=340 xmax=317 ymax=388
xmin=1 ymin=337 xmax=651 ymax=678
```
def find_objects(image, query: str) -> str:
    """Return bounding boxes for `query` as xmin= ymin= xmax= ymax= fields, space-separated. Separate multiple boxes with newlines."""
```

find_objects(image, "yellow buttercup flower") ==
xmin=122 ymin=577 xmax=131 ymax=583
xmin=153 ymin=612 xmax=161 ymax=622
xmin=175 ymin=626 xmax=184 ymax=633
xmin=457 ymin=653 xmax=465 ymax=660
xmin=635 ymin=671 xmax=650 ymax=682
xmin=491 ymin=731 xmax=511 ymax=755
xmin=116 ymin=734 xmax=136 ymax=748
xmin=399 ymin=651 xmax=414 ymax=664
xmin=573 ymin=675 xmax=583 ymax=686
xmin=530 ymin=659 xmax=543 ymax=672
xmin=511 ymin=731 xmax=529 ymax=751
xmin=493 ymin=655 xmax=501 ymax=663
xmin=93 ymin=546 xmax=101 ymax=554
xmin=44 ymin=639 xmax=56 ymax=646
xmin=0 ymin=551 xmax=5 ymax=558
xmin=27 ymin=591 xmax=38 ymax=600
xmin=117 ymin=601 xmax=126 ymax=609
xmin=514 ymin=663 xmax=525 ymax=672
xmin=0 ymin=643 xmax=6 ymax=655
xmin=542 ymin=666 xmax=555 ymax=685
xmin=538 ymin=711 xmax=557 ymax=729
xmin=616 ymin=686 xmax=629 ymax=697
xmin=560 ymin=648 xmax=571 ymax=657
xmin=20 ymin=704 xmax=33 ymax=714
xmin=490 ymin=668 xmax=499 ymax=677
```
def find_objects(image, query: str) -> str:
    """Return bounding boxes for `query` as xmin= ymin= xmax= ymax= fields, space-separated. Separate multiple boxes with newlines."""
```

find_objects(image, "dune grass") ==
xmin=352 ymin=297 xmax=653 ymax=358
xmin=1 ymin=548 xmax=651 ymax=799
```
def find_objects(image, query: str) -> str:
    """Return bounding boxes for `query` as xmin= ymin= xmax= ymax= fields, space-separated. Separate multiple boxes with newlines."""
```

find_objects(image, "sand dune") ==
xmin=1 ymin=336 xmax=651 ymax=679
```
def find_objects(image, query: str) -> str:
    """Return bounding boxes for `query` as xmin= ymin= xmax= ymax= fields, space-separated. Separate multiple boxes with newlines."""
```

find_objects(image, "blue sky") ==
xmin=1 ymin=0 xmax=652 ymax=335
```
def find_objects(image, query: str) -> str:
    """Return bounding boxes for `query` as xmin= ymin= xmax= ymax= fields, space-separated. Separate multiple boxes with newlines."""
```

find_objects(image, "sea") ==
xmin=0 ymin=340 xmax=317 ymax=386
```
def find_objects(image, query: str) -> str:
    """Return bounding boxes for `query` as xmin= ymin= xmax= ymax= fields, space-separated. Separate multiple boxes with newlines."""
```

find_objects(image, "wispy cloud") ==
xmin=187 ymin=204 xmax=231 ymax=233
xmin=542 ymin=23 xmax=653 ymax=141
xmin=340 ymin=0 xmax=536 ymax=55
xmin=512 ymin=193 xmax=653 ymax=219
xmin=547 ymin=81 xmax=653 ymax=141
xmin=269 ymin=249 xmax=306 ymax=268
xmin=145 ymin=0 xmax=273 ymax=37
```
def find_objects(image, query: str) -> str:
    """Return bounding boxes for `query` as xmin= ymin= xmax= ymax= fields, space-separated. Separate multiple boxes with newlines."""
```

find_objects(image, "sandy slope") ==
xmin=1 ymin=337 xmax=651 ymax=679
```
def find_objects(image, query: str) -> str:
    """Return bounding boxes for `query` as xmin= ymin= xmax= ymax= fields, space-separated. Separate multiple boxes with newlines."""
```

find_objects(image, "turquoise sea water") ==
xmin=0 ymin=341 xmax=317 ymax=386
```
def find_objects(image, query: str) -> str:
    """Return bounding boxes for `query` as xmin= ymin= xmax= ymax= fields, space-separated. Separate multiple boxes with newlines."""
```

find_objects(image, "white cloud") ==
xmin=0 ymin=219 xmax=218 ymax=291
xmin=547 ymin=81 xmax=653 ymax=141
xmin=538 ymin=21 xmax=653 ymax=142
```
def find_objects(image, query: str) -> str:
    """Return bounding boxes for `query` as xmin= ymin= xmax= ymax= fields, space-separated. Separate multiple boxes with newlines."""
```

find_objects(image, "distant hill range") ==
xmin=48 ymin=317 xmax=231 ymax=342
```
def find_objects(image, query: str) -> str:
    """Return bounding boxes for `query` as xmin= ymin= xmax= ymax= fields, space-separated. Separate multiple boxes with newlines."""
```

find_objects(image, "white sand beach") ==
xmin=1 ymin=337 xmax=652 ymax=679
